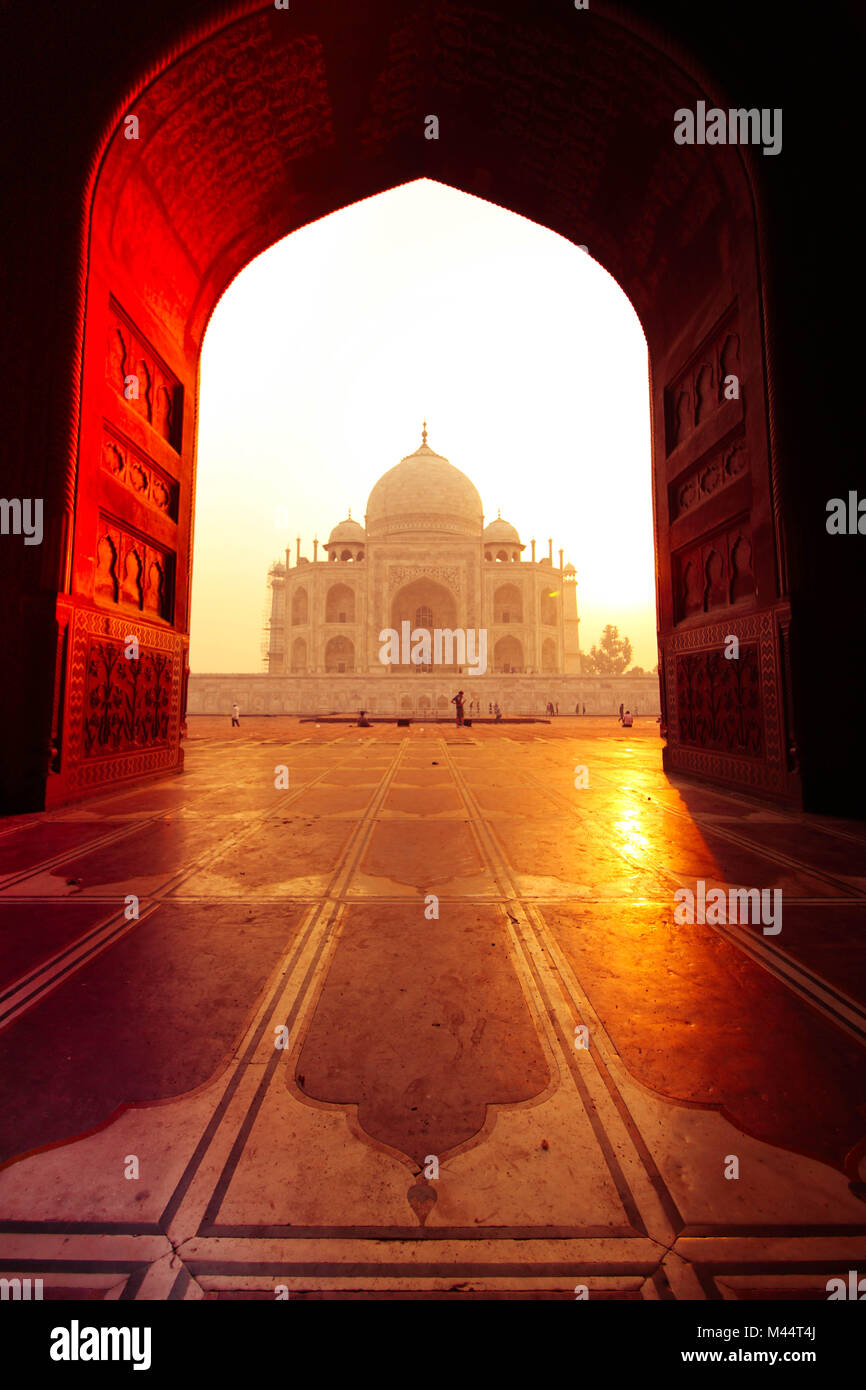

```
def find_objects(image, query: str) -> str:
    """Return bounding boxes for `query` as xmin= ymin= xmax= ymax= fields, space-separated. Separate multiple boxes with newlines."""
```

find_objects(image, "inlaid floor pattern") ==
xmin=1 ymin=718 xmax=865 ymax=1299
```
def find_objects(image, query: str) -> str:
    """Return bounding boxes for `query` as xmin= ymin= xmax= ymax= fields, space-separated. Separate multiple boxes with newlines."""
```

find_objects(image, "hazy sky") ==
xmin=191 ymin=179 xmax=657 ymax=671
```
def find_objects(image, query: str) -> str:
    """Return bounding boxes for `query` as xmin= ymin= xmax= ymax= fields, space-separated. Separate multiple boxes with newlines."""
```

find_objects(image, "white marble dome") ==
xmin=327 ymin=516 xmax=366 ymax=545
xmin=483 ymin=516 xmax=521 ymax=545
xmin=365 ymin=428 xmax=483 ymax=538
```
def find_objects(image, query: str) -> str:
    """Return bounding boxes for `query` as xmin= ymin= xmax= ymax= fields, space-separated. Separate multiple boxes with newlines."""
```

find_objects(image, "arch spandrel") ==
xmin=90 ymin=3 xmax=755 ymax=350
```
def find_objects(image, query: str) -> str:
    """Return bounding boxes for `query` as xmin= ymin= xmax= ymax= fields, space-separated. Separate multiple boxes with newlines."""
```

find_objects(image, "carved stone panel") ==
xmin=83 ymin=639 xmax=173 ymax=757
xmin=101 ymin=424 xmax=179 ymax=520
xmin=675 ymin=644 xmax=763 ymax=758
xmin=96 ymin=515 xmax=175 ymax=622
xmin=106 ymin=299 xmax=182 ymax=450
xmin=388 ymin=565 xmax=462 ymax=594
xmin=669 ymin=431 xmax=748 ymax=521
xmin=673 ymin=518 xmax=755 ymax=623
xmin=663 ymin=610 xmax=787 ymax=796
xmin=665 ymin=305 xmax=742 ymax=453
xmin=56 ymin=602 xmax=184 ymax=795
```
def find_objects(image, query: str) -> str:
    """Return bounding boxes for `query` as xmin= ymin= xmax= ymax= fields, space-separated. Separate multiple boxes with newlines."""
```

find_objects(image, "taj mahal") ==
xmin=187 ymin=428 xmax=661 ymax=718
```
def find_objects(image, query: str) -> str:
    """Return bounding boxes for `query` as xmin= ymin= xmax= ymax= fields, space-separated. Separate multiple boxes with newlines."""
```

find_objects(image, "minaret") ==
xmin=266 ymin=559 xmax=286 ymax=673
xmin=563 ymin=563 xmax=581 ymax=674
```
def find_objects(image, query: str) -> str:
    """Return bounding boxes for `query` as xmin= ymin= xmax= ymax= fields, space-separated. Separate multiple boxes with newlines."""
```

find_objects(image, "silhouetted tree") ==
xmin=582 ymin=625 xmax=633 ymax=675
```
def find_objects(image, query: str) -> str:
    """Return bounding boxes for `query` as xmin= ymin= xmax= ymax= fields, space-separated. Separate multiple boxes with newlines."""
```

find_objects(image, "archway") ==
xmin=493 ymin=585 xmax=523 ymax=625
xmin=324 ymin=635 xmax=354 ymax=674
xmin=494 ymin=635 xmax=524 ymax=674
xmin=390 ymin=579 xmax=459 ymax=672
xmin=324 ymin=583 xmax=355 ymax=623
xmin=3 ymin=0 xmax=807 ymax=810
xmin=540 ymin=592 xmax=558 ymax=627
xmin=291 ymin=589 xmax=308 ymax=625
xmin=391 ymin=579 xmax=458 ymax=634
xmin=290 ymin=637 xmax=307 ymax=673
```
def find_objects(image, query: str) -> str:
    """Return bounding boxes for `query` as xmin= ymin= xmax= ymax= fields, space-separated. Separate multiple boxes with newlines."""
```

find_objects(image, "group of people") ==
xmin=230 ymin=697 xmax=636 ymax=729
xmin=458 ymin=698 xmax=494 ymax=715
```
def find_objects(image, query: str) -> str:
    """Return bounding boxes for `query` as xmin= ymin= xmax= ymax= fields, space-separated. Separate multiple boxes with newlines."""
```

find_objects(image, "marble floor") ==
xmin=1 ymin=717 xmax=865 ymax=1299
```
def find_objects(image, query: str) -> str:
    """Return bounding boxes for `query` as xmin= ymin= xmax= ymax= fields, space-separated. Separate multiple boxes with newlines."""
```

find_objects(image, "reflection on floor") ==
xmin=1 ymin=717 xmax=864 ymax=1300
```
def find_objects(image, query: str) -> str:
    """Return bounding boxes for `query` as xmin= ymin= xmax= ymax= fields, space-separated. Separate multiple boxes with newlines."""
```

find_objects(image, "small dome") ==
xmin=563 ymin=561 xmax=576 ymax=575
xmin=483 ymin=516 xmax=521 ymax=545
xmin=327 ymin=516 xmax=366 ymax=545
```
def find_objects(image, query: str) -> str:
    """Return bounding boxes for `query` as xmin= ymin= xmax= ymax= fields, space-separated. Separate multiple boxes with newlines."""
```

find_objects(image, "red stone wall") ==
xmin=5 ymin=0 xmax=840 ymax=810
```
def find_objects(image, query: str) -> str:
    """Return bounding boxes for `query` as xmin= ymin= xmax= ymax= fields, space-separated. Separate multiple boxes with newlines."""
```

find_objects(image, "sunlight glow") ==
xmin=191 ymin=180 xmax=655 ymax=672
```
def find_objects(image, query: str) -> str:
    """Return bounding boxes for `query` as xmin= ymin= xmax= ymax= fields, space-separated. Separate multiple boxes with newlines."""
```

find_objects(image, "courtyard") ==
xmin=0 ymin=718 xmax=864 ymax=1299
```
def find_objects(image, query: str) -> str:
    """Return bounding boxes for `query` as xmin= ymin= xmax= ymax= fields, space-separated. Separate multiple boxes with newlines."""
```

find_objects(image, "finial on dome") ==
xmin=348 ymin=507 xmax=351 ymax=520
xmin=497 ymin=508 xmax=501 ymax=519
xmin=421 ymin=420 xmax=428 ymax=446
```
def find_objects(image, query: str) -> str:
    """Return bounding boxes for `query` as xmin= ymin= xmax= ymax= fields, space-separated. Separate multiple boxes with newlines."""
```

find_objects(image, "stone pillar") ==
xmin=311 ymin=562 xmax=320 ymax=673
xmin=563 ymin=570 xmax=581 ymax=674
xmin=558 ymin=565 xmax=565 ymax=673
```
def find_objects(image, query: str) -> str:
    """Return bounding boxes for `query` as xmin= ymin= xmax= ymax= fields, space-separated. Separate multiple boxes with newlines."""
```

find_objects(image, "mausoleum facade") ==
xmin=268 ymin=427 xmax=580 ymax=678
xmin=188 ymin=429 xmax=661 ymax=718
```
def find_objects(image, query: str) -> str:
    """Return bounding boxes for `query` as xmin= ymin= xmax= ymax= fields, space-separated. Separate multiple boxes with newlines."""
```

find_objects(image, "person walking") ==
xmin=555 ymin=702 xmax=559 ymax=715
xmin=451 ymin=689 xmax=465 ymax=726
xmin=231 ymin=702 xmax=240 ymax=728
xmin=493 ymin=701 xmax=502 ymax=721
xmin=618 ymin=702 xmax=624 ymax=723
xmin=582 ymin=703 xmax=586 ymax=716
